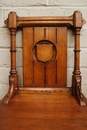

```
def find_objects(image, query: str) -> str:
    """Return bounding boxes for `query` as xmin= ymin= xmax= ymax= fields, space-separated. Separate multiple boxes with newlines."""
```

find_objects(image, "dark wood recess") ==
xmin=1 ymin=10 xmax=87 ymax=107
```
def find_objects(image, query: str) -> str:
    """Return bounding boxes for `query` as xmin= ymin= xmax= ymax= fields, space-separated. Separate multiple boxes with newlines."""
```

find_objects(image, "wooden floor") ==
xmin=0 ymin=89 xmax=87 ymax=130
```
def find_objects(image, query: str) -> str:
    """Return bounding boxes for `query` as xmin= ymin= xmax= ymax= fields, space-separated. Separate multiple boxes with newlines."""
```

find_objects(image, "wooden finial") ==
xmin=5 ymin=12 xmax=17 ymax=29
xmin=73 ymin=10 xmax=86 ymax=28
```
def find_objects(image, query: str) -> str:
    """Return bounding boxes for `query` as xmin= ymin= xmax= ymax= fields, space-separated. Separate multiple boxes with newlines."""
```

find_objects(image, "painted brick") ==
xmin=67 ymin=49 xmax=74 ymax=68
xmin=4 ymin=8 xmax=29 ymax=20
xmin=67 ymin=68 xmax=73 ymax=87
xmin=0 ymin=68 xmax=9 ymax=84
xmin=11 ymin=0 xmax=21 ymax=7
xmin=28 ymin=7 xmax=64 ymax=16
xmin=64 ymin=7 xmax=87 ymax=19
xmin=1 ymin=0 xmax=47 ymax=7
xmin=16 ymin=30 xmax=22 ymax=47
xmin=16 ymin=49 xmax=22 ymax=67
xmin=81 ymin=29 xmax=87 ymax=47
xmin=81 ymin=49 xmax=87 ymax=68
xmin=81 ymin=69 xmax=87 ymax=86
xmin=68 ymin=29 xmax=74 ymax=48
xmin=0 ymin=28 xmax=22 ymax=48
xmin=0 ymin=28 xmax=10 ymax=47
xmin=1 ymin=0 xmax=87 ymax=7
xmin=1 ymin=0 xmax=12 ymax=7
xmin=0 ymin=9 xmax=4 ymax=27
xmin=17 ymin=68 xmax=23 ymax=86
xmin=47 ymin=0 xmax=87 ymax=6
xmin=12 ymin=0 xmax=47 ymax=7
xmin=0 ymin=49 xmax=10 ymax=67
xmin=82 ymin=87 xmax=87 ymax=98
xmin=0 ymin=0 xmax=1 ymax=6
xmin=0 ymin=85 xmax=9 ymax=99
xmin=67 ymin=28 xmax=87 ymax=48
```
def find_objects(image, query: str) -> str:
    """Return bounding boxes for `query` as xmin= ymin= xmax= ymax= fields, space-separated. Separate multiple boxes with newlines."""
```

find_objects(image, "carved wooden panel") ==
xmin=23 ymin=27 xmax=67 ymax=88
xmin=34 ymin=41 xmax=56 ymax=64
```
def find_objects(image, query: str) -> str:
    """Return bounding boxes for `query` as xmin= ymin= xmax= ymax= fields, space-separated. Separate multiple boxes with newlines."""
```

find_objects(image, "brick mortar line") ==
xmin=0 ymin=47 xmax=22 ymax=49
xmin=0 ymin=6 xmax=87 ymax=9
xmin=0 ymin=84 xmax=8 ymax=86
xmin=0 ymin=66 xmax=10 ymax=68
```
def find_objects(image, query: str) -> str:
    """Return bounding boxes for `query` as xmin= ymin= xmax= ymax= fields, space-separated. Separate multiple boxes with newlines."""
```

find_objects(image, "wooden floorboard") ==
xmin=0 ymin=90 xmax=87 ymax=130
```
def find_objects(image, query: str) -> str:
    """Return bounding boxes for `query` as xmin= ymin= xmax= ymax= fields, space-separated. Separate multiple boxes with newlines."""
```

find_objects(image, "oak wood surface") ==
xmin=0 ymin=89 xmax=87 ymax=130
xmin=23 ymin=27 xmax=67 ymax=88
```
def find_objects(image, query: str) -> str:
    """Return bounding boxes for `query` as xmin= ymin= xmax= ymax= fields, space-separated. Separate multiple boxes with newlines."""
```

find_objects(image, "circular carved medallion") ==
xmin=33 ymin=40 xmax=57 ymax=64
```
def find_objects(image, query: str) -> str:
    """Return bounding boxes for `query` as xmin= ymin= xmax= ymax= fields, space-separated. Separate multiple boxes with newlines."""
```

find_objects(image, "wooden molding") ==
xmin=4 ymin=10 xmax=85 ymax=28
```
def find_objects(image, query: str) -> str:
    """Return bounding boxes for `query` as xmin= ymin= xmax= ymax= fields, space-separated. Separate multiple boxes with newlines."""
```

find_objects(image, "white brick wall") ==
xmin=0 ymin=0 xmax=87 ymax=99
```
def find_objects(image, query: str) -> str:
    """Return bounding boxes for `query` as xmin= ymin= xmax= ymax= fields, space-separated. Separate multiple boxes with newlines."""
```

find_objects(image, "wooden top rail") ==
xmin=4 ymin=10 xmax=86 ymax=28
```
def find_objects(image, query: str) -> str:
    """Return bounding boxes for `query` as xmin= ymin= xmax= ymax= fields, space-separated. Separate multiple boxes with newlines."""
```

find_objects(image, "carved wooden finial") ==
xmin=73 ymin=10 xmax=86 ymax=28
xmin=5 ymin=12 xmax=17 ymax=29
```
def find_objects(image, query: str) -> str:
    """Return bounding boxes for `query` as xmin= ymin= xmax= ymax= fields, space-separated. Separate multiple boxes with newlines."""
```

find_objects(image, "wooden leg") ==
xmin=2 ymin=77 xmax=17 ymax=104
xmin=75 ymin=76 xmax=86 ymax=106
xmin=72 ymin=75 xmax=86 ymax=106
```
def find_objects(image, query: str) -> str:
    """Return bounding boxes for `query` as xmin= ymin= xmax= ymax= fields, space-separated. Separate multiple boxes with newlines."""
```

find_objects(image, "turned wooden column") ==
xmin=10 ymin=29 xmax=17 ymax=75
xmin=8 ymin=12 xmax=18 ymax=89
xmin=73 ymin=11 xmax=82 ymax=76
xmin=72 ymin=11 xmax=82 ymax=96
xmin=73 ymin=28 xmax=81 ymax=75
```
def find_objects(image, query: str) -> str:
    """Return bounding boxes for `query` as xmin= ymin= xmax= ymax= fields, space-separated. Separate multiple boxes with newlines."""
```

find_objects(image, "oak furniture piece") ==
xmin=1 ymin=10 xmax=86 ymax=106
xmin=0 ymin=10 xmax=87 ymax=130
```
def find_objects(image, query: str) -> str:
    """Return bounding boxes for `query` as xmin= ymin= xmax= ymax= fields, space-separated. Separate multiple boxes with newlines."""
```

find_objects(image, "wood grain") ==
xmin=23 ymin=27 xmax=67 ymax=88
xmin=0 ymin=90 xmax=87 ymax=130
